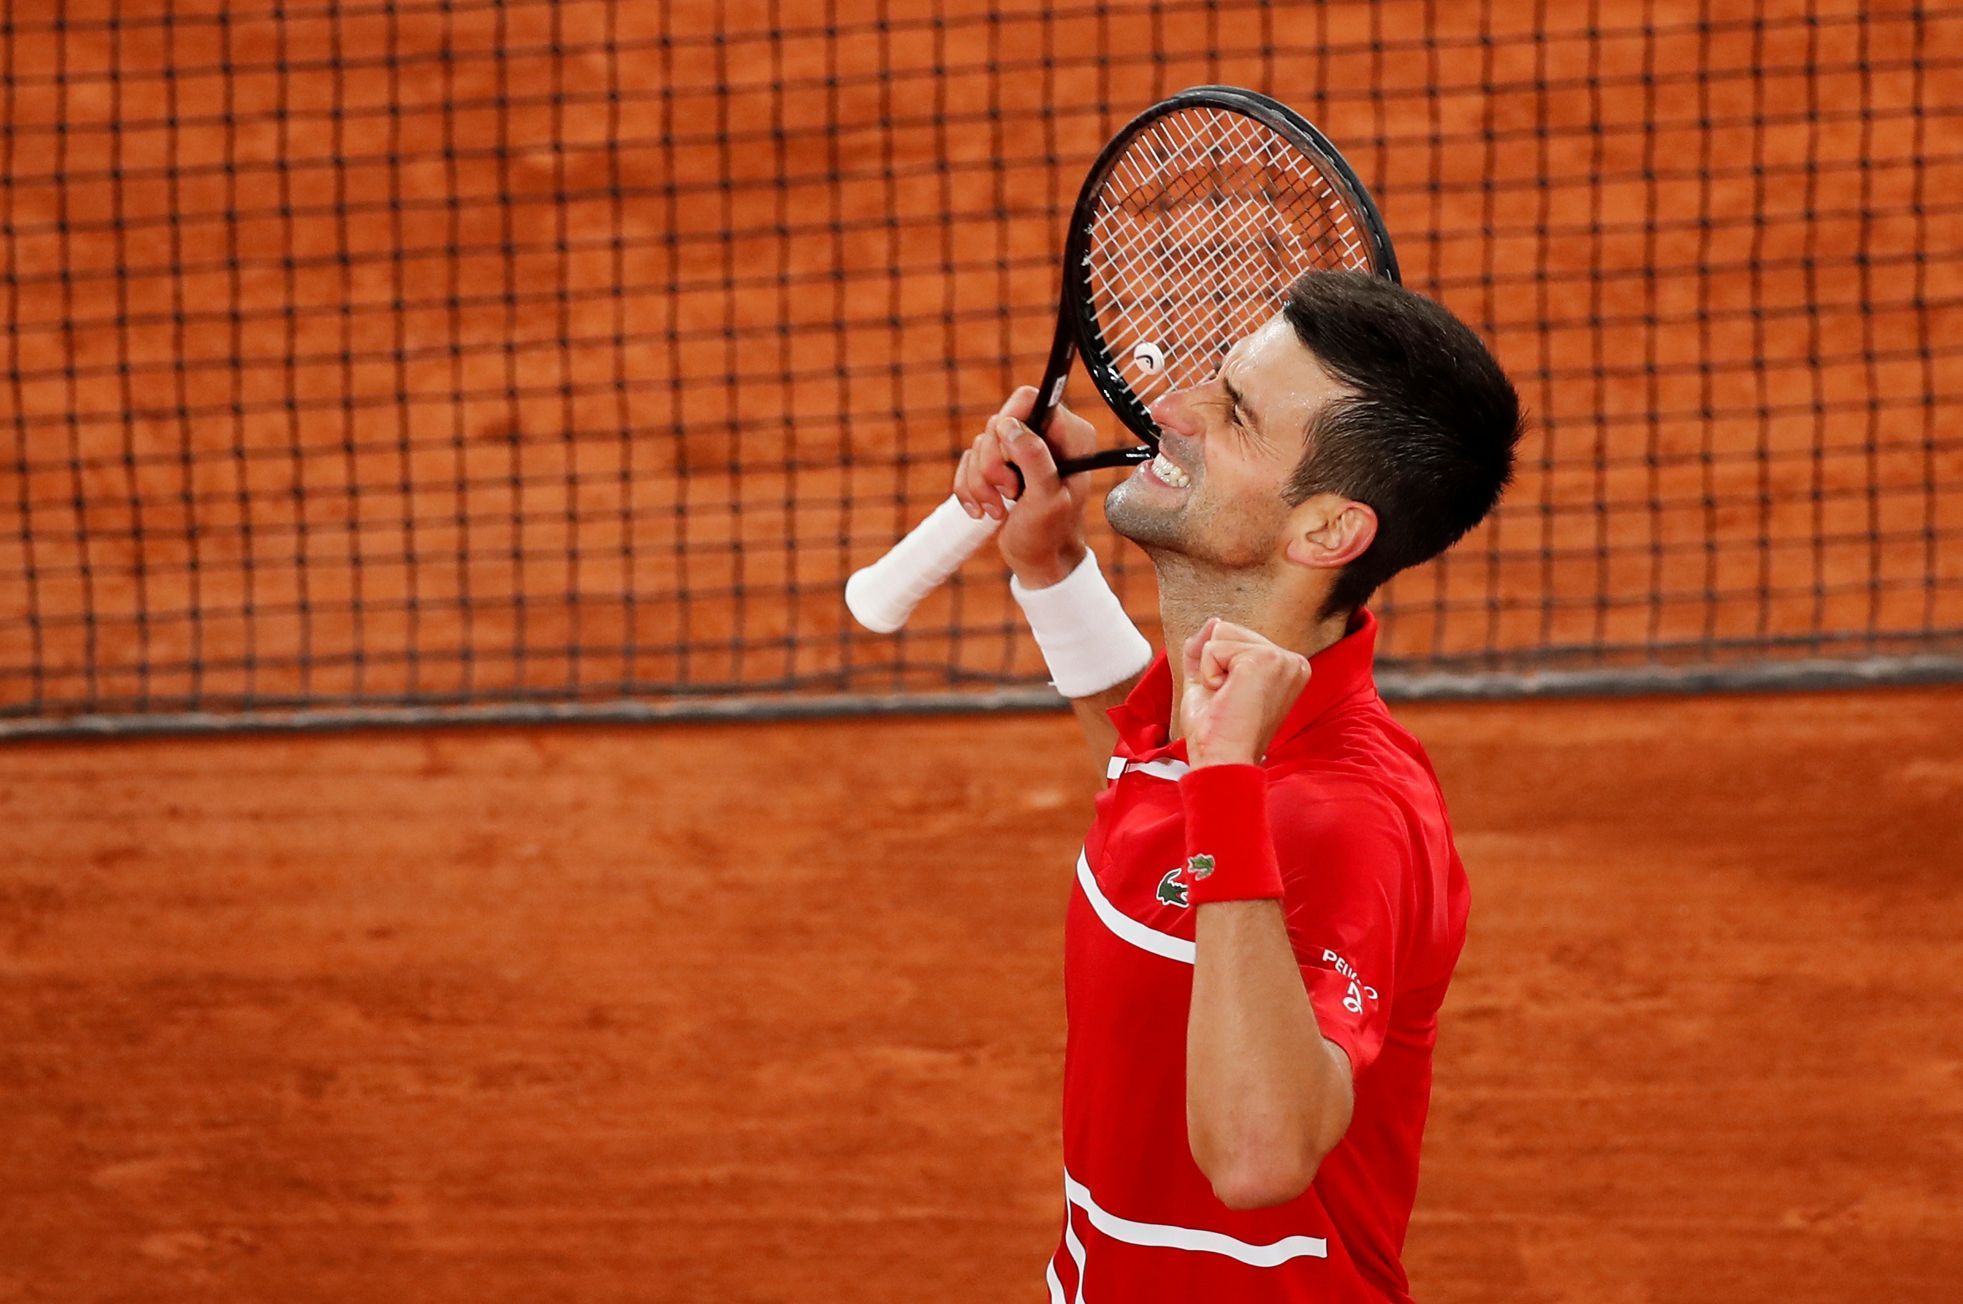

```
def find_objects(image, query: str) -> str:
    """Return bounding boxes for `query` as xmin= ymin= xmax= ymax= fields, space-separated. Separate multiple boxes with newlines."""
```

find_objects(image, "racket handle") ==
xmin=1005 ymin=441 xmax=1152 ymax=494
xmin=846 ymin=494 xmax=1006 ymax=633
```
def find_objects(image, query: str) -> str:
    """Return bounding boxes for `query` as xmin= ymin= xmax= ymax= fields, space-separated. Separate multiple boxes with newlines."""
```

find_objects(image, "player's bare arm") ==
xmin=952 ymin=386 xmax=1142 ymax=770
xmin=1179 ymin=619 xmax=1355 ymax=1208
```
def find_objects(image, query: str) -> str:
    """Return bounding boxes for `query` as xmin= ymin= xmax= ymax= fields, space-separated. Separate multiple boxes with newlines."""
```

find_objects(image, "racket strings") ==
xmin=1083 ymin=106 xmax=1373 ymax=419
xmin=1150 ymin=109 xmax=1361 ymax=262
xmin=1097 ymin=118 xmax=1358 ymax=352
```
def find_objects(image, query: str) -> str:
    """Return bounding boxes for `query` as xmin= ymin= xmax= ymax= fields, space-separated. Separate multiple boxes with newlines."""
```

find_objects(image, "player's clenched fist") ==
xmin=1180 ymin=618 xmax=1312 ymax=769
xmin=951 ymin=387 xmax=1101 ymax=589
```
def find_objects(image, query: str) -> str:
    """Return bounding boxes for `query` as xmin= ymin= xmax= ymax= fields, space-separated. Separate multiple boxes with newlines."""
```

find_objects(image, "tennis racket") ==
xmin=845 ymin=85 xmax=1400 ymax=633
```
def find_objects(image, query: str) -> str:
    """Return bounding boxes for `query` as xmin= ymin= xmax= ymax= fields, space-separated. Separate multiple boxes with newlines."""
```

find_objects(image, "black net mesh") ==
xmin=4 ymin=0 xmax=1961 ymax=735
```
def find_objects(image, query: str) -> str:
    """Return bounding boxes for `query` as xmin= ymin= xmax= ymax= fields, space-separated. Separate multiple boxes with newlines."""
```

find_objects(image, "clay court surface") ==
xmin=4 ymin=686 xmax=1961 ymax=1301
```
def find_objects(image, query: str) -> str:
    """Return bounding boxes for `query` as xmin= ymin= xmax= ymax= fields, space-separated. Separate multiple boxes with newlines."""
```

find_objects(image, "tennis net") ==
xmin=4 ymin=0 xmax=1961 ymax=736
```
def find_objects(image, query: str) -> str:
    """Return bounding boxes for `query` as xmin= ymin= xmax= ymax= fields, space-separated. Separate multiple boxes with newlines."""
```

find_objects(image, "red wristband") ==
xmin=1176 ymin=763 xmax=1285 ymax=905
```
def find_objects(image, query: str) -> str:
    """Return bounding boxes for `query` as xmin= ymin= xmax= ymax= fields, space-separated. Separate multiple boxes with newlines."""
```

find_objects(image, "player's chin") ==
xmin=1104 ymin=480 xmax=1193 ymax=547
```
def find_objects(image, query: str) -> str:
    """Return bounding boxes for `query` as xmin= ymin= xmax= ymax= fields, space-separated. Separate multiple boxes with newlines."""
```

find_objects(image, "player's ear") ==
xmin=1282 ymin=494 xmax=1375 ymax=571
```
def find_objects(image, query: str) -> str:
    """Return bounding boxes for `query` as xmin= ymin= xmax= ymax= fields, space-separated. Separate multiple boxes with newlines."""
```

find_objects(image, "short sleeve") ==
xmin=1269 ymin=784 xmax=1411 ymax=1079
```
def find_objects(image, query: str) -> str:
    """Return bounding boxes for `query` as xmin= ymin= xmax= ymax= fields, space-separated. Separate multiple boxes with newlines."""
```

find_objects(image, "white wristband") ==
xmin=1010 ymin=550 xmax=1155 ymax=698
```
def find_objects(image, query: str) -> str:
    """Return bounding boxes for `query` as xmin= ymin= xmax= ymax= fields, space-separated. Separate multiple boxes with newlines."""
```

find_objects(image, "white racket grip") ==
xmin=846 ymin=494 xmax=1008 ymax=633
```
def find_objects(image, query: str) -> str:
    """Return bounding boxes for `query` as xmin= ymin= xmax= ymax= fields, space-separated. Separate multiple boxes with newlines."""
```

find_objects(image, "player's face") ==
xmin=1104 ymin=315 xmax=1346 ymax=568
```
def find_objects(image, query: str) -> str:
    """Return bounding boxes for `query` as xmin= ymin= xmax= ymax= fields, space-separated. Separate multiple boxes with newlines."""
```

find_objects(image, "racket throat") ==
xmin=1057 ymin=444 xmax=1153 ymax=477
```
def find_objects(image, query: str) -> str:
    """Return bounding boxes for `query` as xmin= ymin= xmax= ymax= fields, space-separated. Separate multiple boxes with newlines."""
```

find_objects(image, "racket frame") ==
xmin=847 ymin=85 xmax=1400 ymax=633
xmin=1031 ymin=84 xmax=1401 ymax=476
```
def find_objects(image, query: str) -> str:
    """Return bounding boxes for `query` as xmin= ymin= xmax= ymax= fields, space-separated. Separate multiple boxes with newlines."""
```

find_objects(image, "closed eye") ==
xmin=1221 ymin=375 xmax=1257 ymax=438
xmin=1199 ymin=384 xmax=1245 ymax=428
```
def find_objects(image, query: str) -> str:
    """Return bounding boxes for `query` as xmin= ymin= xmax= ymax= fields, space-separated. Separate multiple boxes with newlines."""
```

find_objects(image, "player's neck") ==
xmin=1153 ymin=556 xmax=1350 ymax=742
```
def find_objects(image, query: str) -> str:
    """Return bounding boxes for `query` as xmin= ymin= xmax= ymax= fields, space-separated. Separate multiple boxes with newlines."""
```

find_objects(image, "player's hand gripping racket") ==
xmin=845 ymin=84 xmax=1400 ymax=632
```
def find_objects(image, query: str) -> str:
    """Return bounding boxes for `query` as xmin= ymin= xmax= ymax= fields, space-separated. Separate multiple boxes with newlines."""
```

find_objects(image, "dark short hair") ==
xmin=1281 ymin=270 xmax=1523 ymax=615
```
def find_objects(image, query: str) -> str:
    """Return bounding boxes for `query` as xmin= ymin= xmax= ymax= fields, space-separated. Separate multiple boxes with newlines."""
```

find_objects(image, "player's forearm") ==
xmin=1009 ymin=545 xmax=1154 ymax=776
xmin=1186 ymin=899 xmax=1352 ymax=1210
xmin=1175 ymin=760 xmax=1351 ymax=1211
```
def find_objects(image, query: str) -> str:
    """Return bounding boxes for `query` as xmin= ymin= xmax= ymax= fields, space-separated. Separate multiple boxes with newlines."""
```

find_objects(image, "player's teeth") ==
xmin=1152 ymin=453 xmax=1190 ymax=487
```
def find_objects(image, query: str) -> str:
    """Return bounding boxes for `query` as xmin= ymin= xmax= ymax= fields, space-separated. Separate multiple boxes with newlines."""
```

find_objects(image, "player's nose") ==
xmin=1150 ymin=386 xmax=1204 ymax=440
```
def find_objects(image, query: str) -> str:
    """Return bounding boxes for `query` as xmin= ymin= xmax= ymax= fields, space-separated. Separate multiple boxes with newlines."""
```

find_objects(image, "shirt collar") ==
xmin=1105 ymin=608 xmax=1380 ymax=761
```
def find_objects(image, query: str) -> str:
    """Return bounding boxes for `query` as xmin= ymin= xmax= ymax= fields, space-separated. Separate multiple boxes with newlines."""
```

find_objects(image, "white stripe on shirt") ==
xmin=1105 ymin=755 xmax=1192 ymax=783
xmin=1065 ymin=1169 xmax=1329 ymax=1267
xmin=1076 ymin=848 xmax=1195 ymax=965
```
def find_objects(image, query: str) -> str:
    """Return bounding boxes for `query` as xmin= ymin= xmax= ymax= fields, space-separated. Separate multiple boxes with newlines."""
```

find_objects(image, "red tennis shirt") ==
xmin=1046 ymin=609 xmax=1470 ymax=1303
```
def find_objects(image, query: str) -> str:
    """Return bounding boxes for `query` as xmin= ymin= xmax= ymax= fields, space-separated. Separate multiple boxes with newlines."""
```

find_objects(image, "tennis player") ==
xmin=951 ymin=270 xmax=1522 ymax=1302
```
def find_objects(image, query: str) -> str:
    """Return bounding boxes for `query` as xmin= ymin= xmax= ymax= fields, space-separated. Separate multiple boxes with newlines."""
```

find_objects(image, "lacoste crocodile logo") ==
xmin=1155 ymin=867 xmax=1190 ymax=908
